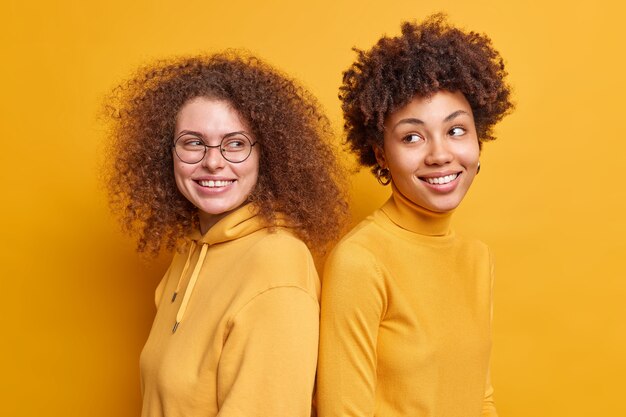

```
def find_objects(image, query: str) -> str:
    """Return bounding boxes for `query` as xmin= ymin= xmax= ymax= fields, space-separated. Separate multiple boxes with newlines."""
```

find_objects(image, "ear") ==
xmin=373 ymin=145 xmax=386 ymax=168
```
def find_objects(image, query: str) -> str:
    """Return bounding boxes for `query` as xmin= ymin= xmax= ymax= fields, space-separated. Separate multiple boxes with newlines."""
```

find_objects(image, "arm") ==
xmin=316 ymin=244 xmax=386 ymax=417
xmin=216 ymin=286 xmax=319 ymax=417
xmin=482 ymin=369 xmax=498 ymax=417
xmin=482 ymin=249 xmax=498 ymax=417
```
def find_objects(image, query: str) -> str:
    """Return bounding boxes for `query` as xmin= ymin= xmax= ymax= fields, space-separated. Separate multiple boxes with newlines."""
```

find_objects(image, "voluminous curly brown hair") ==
xmin=104 ymin=51 xmax=347 ymax=255
xmin=340 ymin=13 xmax=514 ymax=172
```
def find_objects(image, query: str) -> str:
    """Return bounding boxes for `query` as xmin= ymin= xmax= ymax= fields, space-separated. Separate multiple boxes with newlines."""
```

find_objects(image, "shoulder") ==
xmin=241 ymin=227 xmax=319 ymax=293
xmin=247 ymin=227 xmax=313 ymax=264
xmin=332 ymin=210 xmax=393 ymax=253
xmin=323 ymin=219 xmax=388 ymax=295
xmin=321 ymin=224 xmax=390 ymax=317
xmin=325 ymin=209 xmax=396 ymax=273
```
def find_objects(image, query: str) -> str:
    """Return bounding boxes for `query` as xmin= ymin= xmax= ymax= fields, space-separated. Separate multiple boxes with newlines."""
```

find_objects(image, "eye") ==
xmin=178 ymin=135 xmax=205 ymax=149
xmin=449 ymin=126 xmax=466 ymax=137
xmin=185 ymin=138 xmax=203 ymax=146
xmin=402 ymin=133 xmax=423 ymax=144
xmin=222 ymin=135 xmax=249 ymax=151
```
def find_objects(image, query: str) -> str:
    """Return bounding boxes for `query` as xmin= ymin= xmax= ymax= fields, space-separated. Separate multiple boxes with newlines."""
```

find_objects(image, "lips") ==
xmin=196 ymin=179 xmax=235 ymax=188
xmin=419 ymin=172 xmax=460 ymax=185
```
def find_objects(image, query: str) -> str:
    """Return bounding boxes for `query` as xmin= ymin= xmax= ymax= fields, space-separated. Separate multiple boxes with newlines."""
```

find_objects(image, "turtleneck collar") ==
xmin=380 ymin=184 xmax=454 ymax=237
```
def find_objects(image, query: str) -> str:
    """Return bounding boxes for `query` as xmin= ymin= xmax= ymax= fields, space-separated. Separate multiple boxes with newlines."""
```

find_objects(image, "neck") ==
xmin=199 ymin=209 xmax=237 ymax=235
xmin=381 ymin=184 xmax=454 ymax=236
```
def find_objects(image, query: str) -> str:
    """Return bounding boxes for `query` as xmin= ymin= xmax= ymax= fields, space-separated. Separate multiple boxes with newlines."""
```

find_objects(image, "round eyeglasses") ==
xmin=173 ymin=132 xmax=257 ymax=164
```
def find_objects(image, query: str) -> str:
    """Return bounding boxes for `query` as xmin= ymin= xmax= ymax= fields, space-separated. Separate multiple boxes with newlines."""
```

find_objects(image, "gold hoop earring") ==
xmin=477 ymin=161 xmax=481 ymax=174
xmin=376 ymin=166 xmax=392 ymax=186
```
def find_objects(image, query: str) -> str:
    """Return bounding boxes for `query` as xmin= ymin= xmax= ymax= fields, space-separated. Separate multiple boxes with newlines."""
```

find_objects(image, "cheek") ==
xmin=242 ymin=153 xmax=260 ymax=186
xmin=245 ymin=164 xmax=260 ymax=191
xmin=451 ymin=139 xmax=480 ymax=166
xmin=386 ymin=149 xmax=420 ymax=174
xmin=173 ymin=162 xmax=192 ymax=191
xmin=462 ymin=144 xmax=480 ymax=166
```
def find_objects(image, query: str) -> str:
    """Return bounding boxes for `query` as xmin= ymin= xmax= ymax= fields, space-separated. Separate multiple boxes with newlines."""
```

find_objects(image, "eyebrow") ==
xmin=176 ymin=130 xmax=250 ymax=139
xmin=391 ymin=110 xmax=471 ymax=131
xmin=177 ymin=130 xmax=205 ymax=138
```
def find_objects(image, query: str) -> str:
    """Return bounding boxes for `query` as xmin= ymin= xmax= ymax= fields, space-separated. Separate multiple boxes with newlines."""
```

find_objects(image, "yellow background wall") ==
xmin=2 ymin=0 xmax=625 ymax=415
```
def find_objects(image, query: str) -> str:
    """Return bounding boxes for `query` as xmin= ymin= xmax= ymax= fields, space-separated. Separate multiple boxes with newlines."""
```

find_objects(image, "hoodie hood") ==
xmin=189 ymin=204 xmax=271 ymax=246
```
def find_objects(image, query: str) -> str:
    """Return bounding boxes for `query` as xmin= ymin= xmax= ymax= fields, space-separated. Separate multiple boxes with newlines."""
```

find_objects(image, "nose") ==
xmin=201 ymin=145 xmax=225 ymax=171
xmin=424 ymin=137 xmax=453 ymax=166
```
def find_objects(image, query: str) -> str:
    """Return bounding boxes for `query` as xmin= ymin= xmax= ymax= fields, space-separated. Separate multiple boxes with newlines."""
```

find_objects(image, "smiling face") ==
xmin=375 ymin=90 xmax=480 ymax=213
xmin=173 ymin=97 xmax=259 ymax=233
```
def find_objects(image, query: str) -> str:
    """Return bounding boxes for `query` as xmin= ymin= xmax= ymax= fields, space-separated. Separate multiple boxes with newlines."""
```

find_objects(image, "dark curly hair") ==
xmin=103 ymin=51 xmax=348 ymax=255
xmin=340 ymin=13 xmax=514 ymax=172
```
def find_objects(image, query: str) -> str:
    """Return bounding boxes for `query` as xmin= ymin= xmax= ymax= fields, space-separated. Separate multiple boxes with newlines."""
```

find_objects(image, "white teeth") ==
xmin=198 ymin=180 xmax=234 ymax=187
xmin=425 ymin=173 xmax=458 ymax=185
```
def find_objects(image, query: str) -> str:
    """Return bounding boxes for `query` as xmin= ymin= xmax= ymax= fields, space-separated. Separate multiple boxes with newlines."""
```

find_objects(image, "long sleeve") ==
xmin=317 ymin=243 xmax=386 ymax=417
xmin=217 ymin=286 xmax=319 ymax=417
xmin=482 ymin=252 xmax=498 ymax=417
xmin=482 ymin=370 xmax=498 ymax=417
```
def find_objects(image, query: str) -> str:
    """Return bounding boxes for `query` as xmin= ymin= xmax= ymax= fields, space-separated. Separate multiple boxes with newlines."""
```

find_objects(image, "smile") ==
xmin=197 ymin=180 xmax=235 ymax=188
xmin=421 ymin=173 xmax=459 ymax=185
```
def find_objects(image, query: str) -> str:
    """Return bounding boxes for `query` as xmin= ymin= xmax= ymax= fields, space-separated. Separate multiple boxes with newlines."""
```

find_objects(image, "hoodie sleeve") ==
xmin=215 ymin=286 xmax=319 ymax=417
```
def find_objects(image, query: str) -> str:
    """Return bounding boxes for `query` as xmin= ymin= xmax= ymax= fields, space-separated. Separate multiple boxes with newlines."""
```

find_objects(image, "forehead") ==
xmin=385 ymin=90 xmax=473 ymax=127
xmin=175 ymin=97 xmax=249 ymax=133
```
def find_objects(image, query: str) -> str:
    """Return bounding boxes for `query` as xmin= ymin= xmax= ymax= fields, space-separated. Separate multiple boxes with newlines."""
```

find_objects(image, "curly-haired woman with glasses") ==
xmin=317 ymin=15 xmax=514 ymax=417
xmin=104 ymin=51 xmax=347 ymax=417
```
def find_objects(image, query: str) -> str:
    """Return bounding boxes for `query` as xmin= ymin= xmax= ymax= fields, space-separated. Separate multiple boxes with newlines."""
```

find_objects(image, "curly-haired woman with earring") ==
xmin=317 ymin=14 xmax=514 ymax=417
